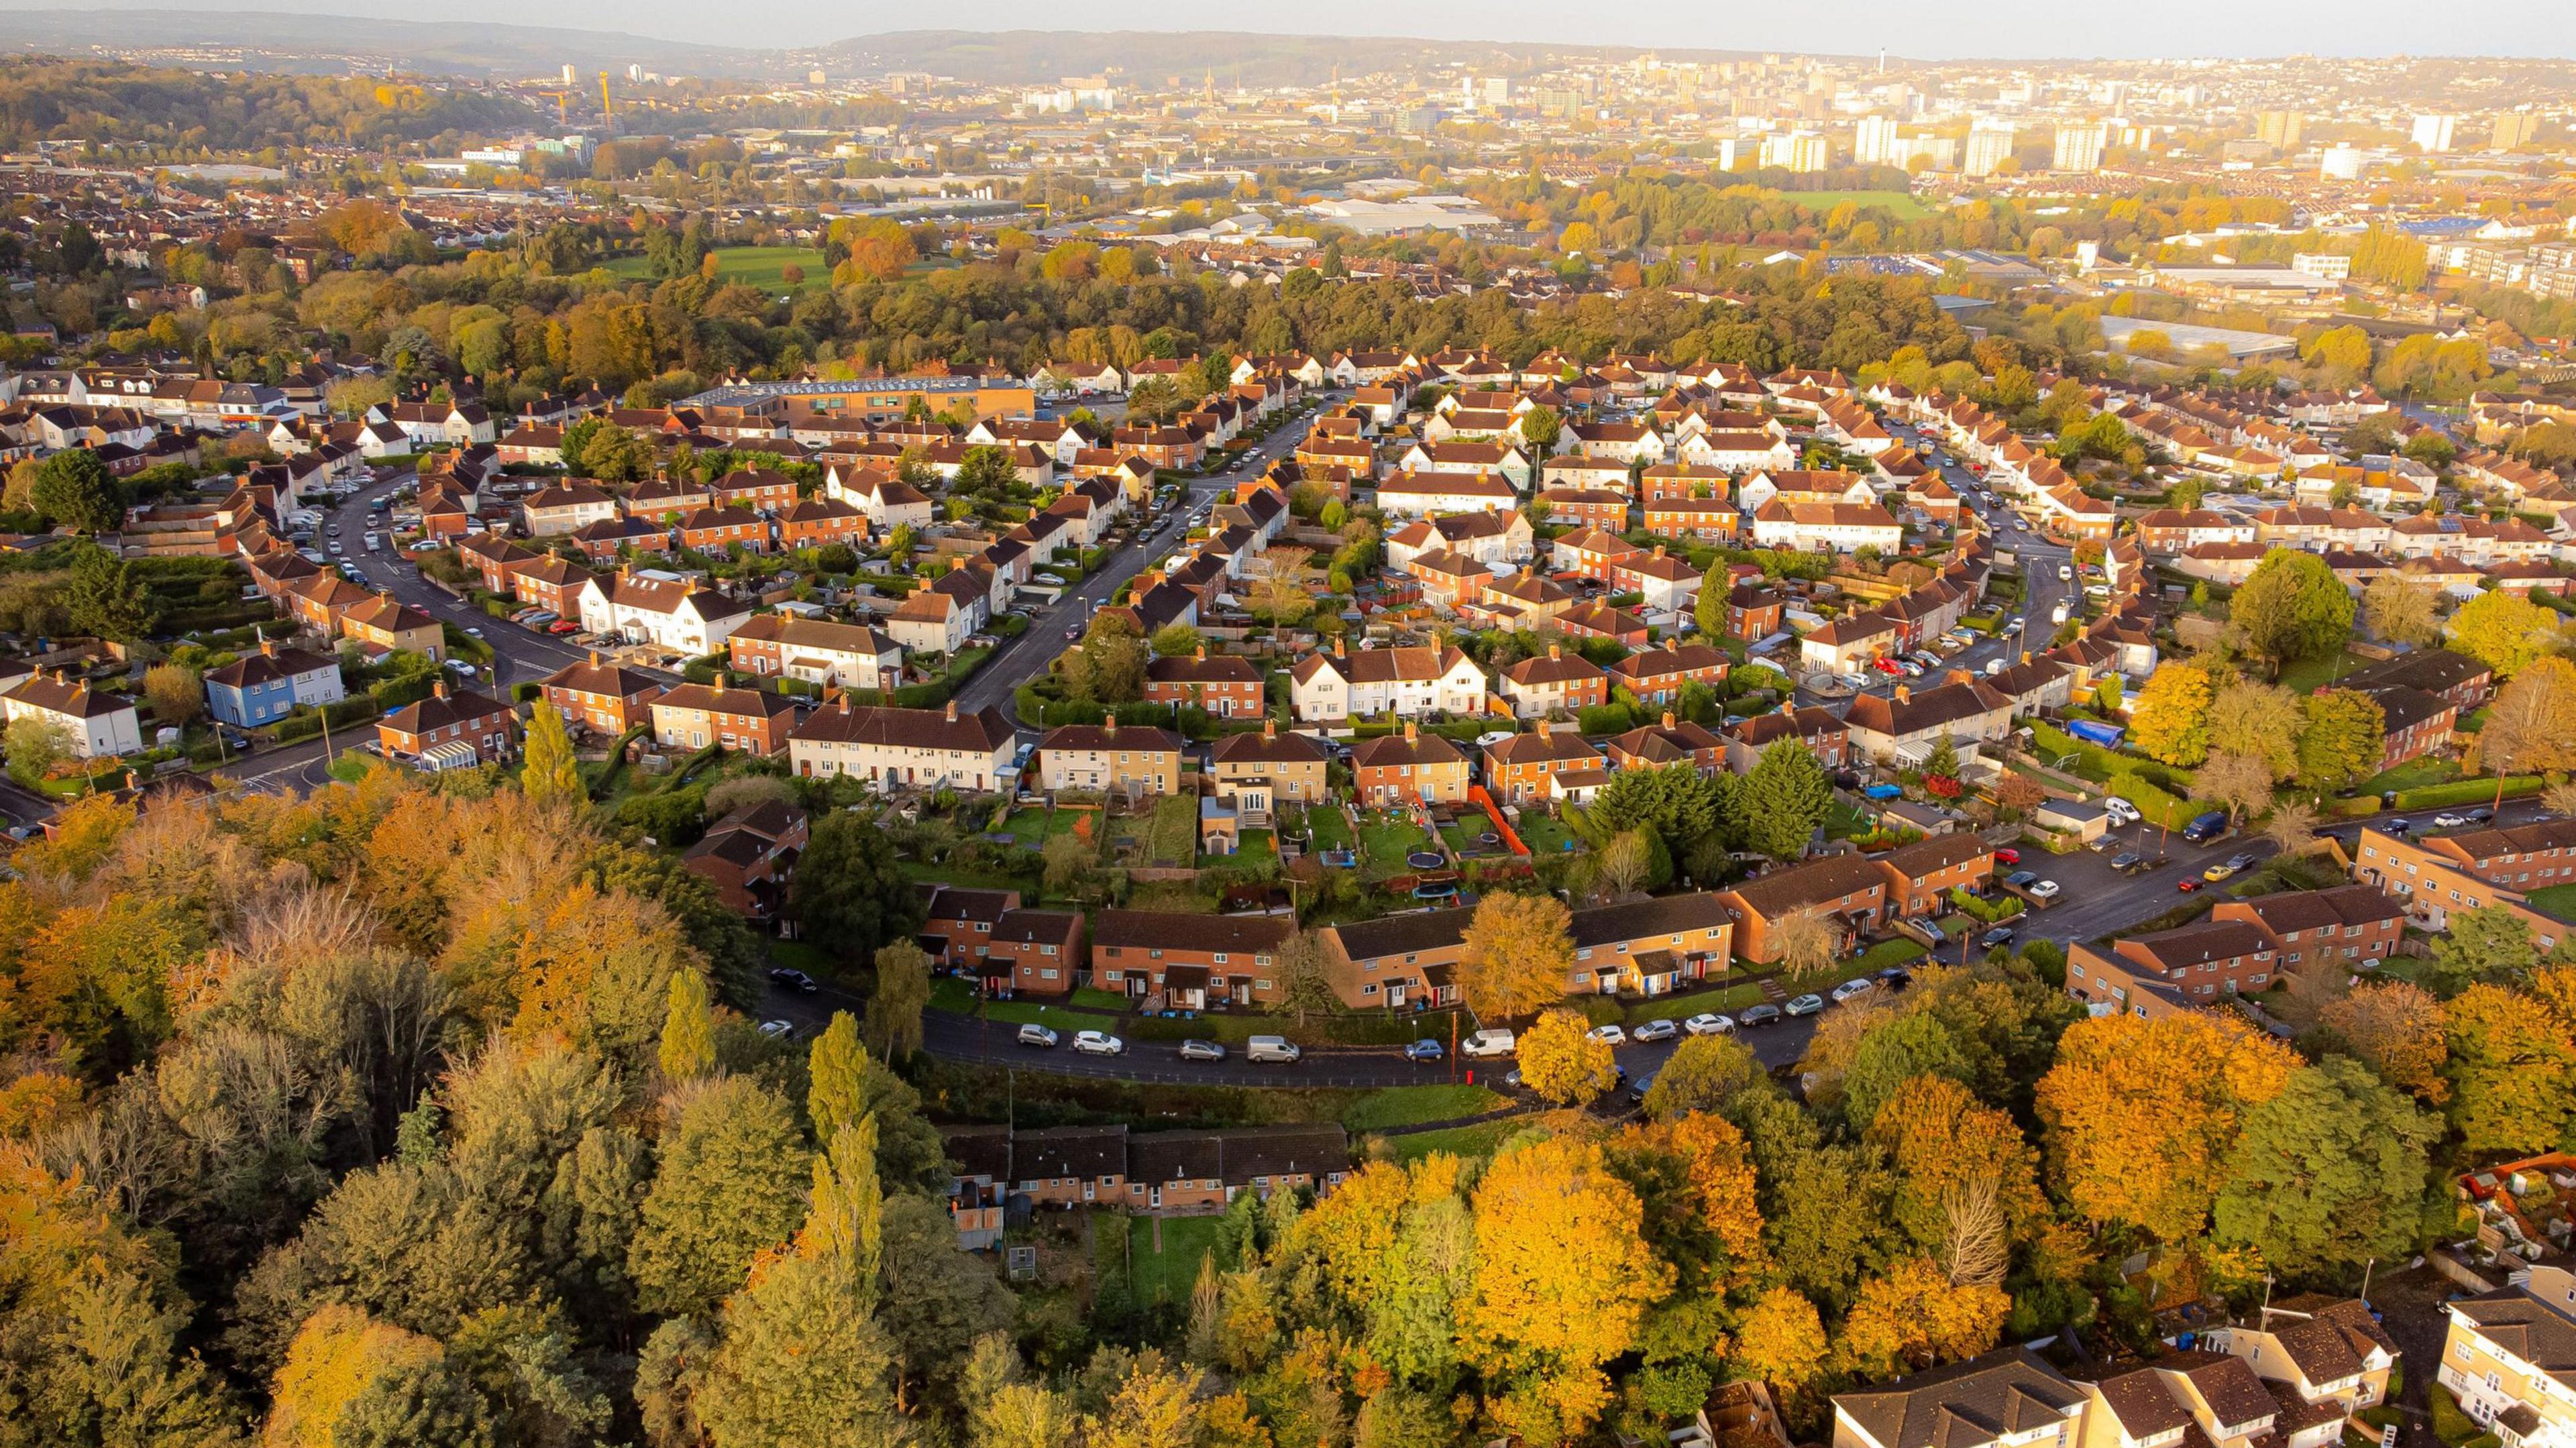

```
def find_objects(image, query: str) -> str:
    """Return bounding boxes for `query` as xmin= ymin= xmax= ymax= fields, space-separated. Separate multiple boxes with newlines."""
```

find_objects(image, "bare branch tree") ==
xmin=2260 ymin=799 xmax=2318 ymax=858
xmin=1772 ymin=907 xmax=1843 ymax=981
xmin=1941 ymin=1175 xmax=2011 ymax=1287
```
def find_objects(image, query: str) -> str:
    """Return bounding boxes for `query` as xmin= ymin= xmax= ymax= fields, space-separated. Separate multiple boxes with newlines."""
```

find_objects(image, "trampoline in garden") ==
xmin=1413 ymin=880 xmax=1459 ymax=899
xmin=1406 ymin=850 xmax=1446 ymax=870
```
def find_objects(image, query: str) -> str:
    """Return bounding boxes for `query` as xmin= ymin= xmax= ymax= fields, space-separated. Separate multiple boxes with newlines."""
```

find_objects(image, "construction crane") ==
xmin=598 ymin=71 xmax=614 ymax=134
xmin=539 ymin=89 xmax=573 ymax=125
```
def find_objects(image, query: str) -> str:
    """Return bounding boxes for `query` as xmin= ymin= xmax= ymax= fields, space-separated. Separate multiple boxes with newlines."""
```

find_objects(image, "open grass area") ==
xmin=1307 ymin=806 xmax=1355 ymax=852
xmin=1336 ymin=1084 xmax=1507 ymax=1133
xmin=1783 ymin=188 xmax=1933 ymax=219
xmin=1126 ymin=1213 xmax=1228 ymax=1306
xmin=2525 ymin=884 xmax=2576 ymax=922
xmin=2276 ymin=648 xmax=2378 ymax=695
xmin=2359 ymin=757 xmax=2461 ymax=795
xmin=1382 ymin=1119 xmax=1520 ymax=1164
xmin=1516 ymin=809 xmax=1579 ymax=856
xmin=1146 ymin=795 xmax=1197 ymax=865
xmin=1623 ymin=982 xmax=1768 ymax=1024
xmin=1201 ymin=828 xmax=1275 ymax=870
xmin=1357 ymin=811 xmax=1440 ymax=878
xmin=602 ymin=244 xmax=826 ymax=290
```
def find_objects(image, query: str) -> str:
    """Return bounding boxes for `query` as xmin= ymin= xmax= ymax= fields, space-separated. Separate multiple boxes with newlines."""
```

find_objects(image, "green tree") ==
xmin=659 ymin=969 xmax=716 ymax=1082
xmin=1641 ymin=1033 xmax=1766 ymax=1119
xmin=2229 ymin=549 xmax=2354 ymax=678
xmin=521 ymin=702 xmax=585 ymax=809
xmin=1517 ymin=403 xmax=1564 ymax=453
xmin=2296 ymin=689 xmax=2386 ymax=793
xmin=62 ymin=543 xmax=162 ymax=640
xmin=1148 ymin=623 xmax=1202 ymax=658
xmin=1738 ymin=740 xmax=1831 ymax=861
xmin=1694 ymin=559 xmax=1730 ymax=639
xmin=863 ymin=941 xmax=932 ymax=1060
xmin=952 ymin=446 xmax=1020 ymax=498
xmin=143 ymin=661 xmax=203 ymax=726
xmin=790 ymin=812 xmax=924 ymax=965
xmin=1062 ymin=612 xmax=1148 ymax=704
xmin=1842 ymin=1013 xmax=1972 ymax=1129
xmin=808 ymin=1011 xmax=951 ymax=1192
xmin=2430 ymin=905 xmax=2544 ymax=993
xmin=2213 ymin=1057 xmax=2438 ymax=1280
xmin=627 ymin=1076 xmax=810 ymax=1319
xmin=877 ymin=1194 xmax=1016 ymax=1414
xmin=5 ymin=714 xmax=74 ymax=785
xmin=31 ymin=448 xmax=123 ymax=532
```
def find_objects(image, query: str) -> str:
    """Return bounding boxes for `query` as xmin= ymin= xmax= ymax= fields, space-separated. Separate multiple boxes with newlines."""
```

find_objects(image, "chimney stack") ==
xmin=433 ymin=680 xmax=449 ymax=700
xmin=260 ymin=638 xmax=276 ymax=658
xmin=1405 ymin=720 xmax=1419 ymax=744
xmin=944 ymin=699 xmax=958 ymax=722
xmin=588 ymin=649 xmax=600 ymax=665
xmin=1195 ymin=645 xmax=1206 ymax=661
xmin=1537 ymin=718 xmax=1552 ymax=739
xmin=1661 ymin=710 xmax=1675 ymax=730
xmin=1263 ymin=718 xmax=1277 ymax=740
xmin=1104 ymin=712 xmax=1118 ymax=735
xmin=1548 ymin=643 xmax=1562 ymax=661
xmin=1895 ymin=683 xmax=1911 ymax=704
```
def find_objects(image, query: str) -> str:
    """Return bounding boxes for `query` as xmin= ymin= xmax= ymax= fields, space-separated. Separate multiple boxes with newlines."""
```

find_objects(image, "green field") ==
xmin=604 ymin=245 xmax=826 ymax=290
xmin=1780 ymin=188 xmax=1934 ymax=219
xmin=1337 ymin=1084 xmax=1506 ymax=1133
xmin=1126 ymin=1215 xmax=1228 ymax=1305
xmin=1384 ymin=1119 xmax=1519 ymax=1164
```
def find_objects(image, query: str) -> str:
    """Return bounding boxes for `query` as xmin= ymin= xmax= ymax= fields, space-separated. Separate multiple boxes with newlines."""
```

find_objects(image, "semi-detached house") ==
xmin=1318 ymin=892 xmax=1735 ymax=1009
xmin=1289 ymin=642 xmax=1487 ymax=722
xmin=788 ymin=698 xmax=1017 ymax=793
xmin=576 ymin=571 xmax=754 ymax=655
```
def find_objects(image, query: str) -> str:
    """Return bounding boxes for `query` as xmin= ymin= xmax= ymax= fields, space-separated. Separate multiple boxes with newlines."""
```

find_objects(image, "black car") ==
xmin=1980 ymin=926 xmax=2017 ymax=948
xmin=1876 ymin=966 xmax=1913 ymax=991
xmin=768 ymin=967 xmax=820 ymax=995
xmin=1737 ymin=1003 xmax=1784 ymax=1027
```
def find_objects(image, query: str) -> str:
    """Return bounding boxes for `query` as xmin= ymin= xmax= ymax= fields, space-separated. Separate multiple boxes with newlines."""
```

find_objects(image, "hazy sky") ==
xmin=15 ymin=0 xmax=2575 ymax=56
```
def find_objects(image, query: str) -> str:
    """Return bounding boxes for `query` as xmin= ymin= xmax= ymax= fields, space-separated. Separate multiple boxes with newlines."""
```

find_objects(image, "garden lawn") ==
xmin=2359 ymin=757 xmax=2461 ymax=795
xmin=1126 ymin=1214 xmax=1228 ymax=1305
xmin=1358 ymin=812 xmax=1439 ymax=879
xmin=2524 ymin=884 xmax=2576 ymax=922
xmin=1336 ymin=1084 xmax=1507 ymax=1133
xmin=1624 ymin=982 xmax=1768 ymax=1024
xmin=2275 ymin=648 xmax=2377 ymax=695
xmin=1203 ymin=829 xmax=1277 ymax=870
xmin=1383 ymin=1119 xmax=1518 ymax=1164
xmin=1146 ymin=795 xmax=1198 ymax=865
xmin=1515 ymin=810 xmax=1579 ymax=857
xmin=1307 ymin=806 xmax=1354 ymax=851
xmin=603 ymin=245 xmax=825 ymax=289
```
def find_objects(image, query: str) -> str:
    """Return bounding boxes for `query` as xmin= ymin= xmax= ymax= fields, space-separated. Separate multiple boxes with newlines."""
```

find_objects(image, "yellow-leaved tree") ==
xmin=1462 ymin=1136 xmax=1673 ymax=1445
xmin=2033 ymin=1010 xmax=2301 ymax=1239
xmin=1517 ymin=1007 xmax=1617 ymax=1105
xmin=1455 ymin=891 xmax=1575 ymax=1020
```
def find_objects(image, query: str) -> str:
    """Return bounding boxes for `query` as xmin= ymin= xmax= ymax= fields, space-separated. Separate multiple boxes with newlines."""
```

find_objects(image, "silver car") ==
xmin=1177 ymin=1038 xmax=1226 ymax=1062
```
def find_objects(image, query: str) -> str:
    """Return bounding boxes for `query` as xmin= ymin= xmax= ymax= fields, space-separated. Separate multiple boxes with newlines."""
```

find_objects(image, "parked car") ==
xmin=2109 ymin=852 xmax=2145 ymax=873
xmin=1876 ymin=967 xmax=1913 ymax=991
xmin=1460 ymin=1028 xmax=1516 ymax=1058
xmin=1628 ymin=1072 xmax=1656 ymax=1105
xmin=1737 ymin=1003 xmax=1783 ymax=1027
xmin=2224 ymin=852 xmax=2259 ymax=873
xmin=1632 ymin=1017 xmax=1678 ymax=1044
xmin=2433 ymin=812 xmax=2471 ymax=828
xmin=2385 ymin=818 xmax=2412 ymax=834
xmin=1830 ymin=977 xmax=1876 ymax=1003
xmin=1993 ymin=847 xmax=2021 ymax=866
xmin=1403 ymin=1038 xmax=1444 ymax=1062
xmin=757 ymin=1019 xmax=793 ymax=1040
xmin=2005 ymin=870 xmax=2040 ymax=889
xmin=767 ymin=967 xmax=819 ymax=995
xmin=1016 ymin=1023 xmax=1059 ymax=1049
xmin=1246 ymin=1036 xmax=1301 ymax=1063
xmin=1585 ymin=1023 xmax=1627 ymax=1046
xmin=521 ymin=611 xmax=557 ymax=628
xmin=1783 ymin=994 xmax=1827 ymax=1018
xmin=1071 ymin=1030 xmax=1125 ymax=1056
xmin=2104 ymin=797 xmax=2141 ymax=825
xmin=1177 ymin=1039 xmax=1226 ymax=1062
xmin=1980 ymin=926 xmax=2017 ymax=948
xmin=2202 ymin=859 xmax=2243 ymax=883
xmin=2177 ymin=877 xmax=2204 ymax=893
xmin=1682 ymin=1013 xmax=1735 ymax=1036
xmin=548 ymin=620 xmax=580 ymax=634
xmin=2025 ymin=880 xmax=2061 ymax=899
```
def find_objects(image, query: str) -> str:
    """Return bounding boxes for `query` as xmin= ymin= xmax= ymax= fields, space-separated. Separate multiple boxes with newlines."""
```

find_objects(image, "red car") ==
xmin=1872 ymin=656 xmax=1905 ymax=675
xmin=2176 ymin=877 xmax=2203 ymax=893
xmin=547 ymin=619 xmax=580 ymax=634
xmin=1992 ymin=847 xmax=2021 ymax=866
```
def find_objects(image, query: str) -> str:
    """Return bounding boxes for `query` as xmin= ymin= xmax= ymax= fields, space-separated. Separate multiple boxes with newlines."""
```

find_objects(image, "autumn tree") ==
xmin=1732 ymin=1285 xmax=1829 ymax=1393
xmin=2430 ymin=905 xmax=2545 ymax=993
xmin=143 ymin=661 xmax=203 ymax=726
xmin=1062 ymin=611 xmax=1148 ymax=704
xmin=1249 ymin=545 xmax=1315 ymax=625
xmin=1455 ymin=891 xmax=1575 ymax=1020
xmin=659 ymin=968 xmax=716 ymax=1082
xmin=1833 ymin=1256 xmax=2010 ymax=1379
xmin=2259 ymin=800 xmax=2317 ymax=858
xmin=2035 ymin=1010 xmax=2301 ymax=1239
xmin=521 ymin=702 xmax=585 ymax=810
xmin=2194 ymin=750 xmax=2278 ymax=824
xmin=2296 ymin=689 xmax=2386 ymax=793
xmin=2214 ymin=1056 xmax=2438 ymax=1280
xmin=1462 ymin=1137 xmax=1673 ymax=1443
xmin=627 ymin=1076 xmax=810 ymax=1318
xmin=2320 ymin=981 xmax=2448 ymax=1102
xmin=2129 ymin=661 xmax=2222 ymax=767
xmin=864 ymin=941 xmax=932 ymax=1060
xmin=2230 ymin=549 xmax=2353 ymax=678
xmin=1269 ymin=930 xmax=1340 ymax=1026
xmin=2447 ymin=588 xmax=2561 ymax=679
xmin=1642 ymin=1033 xmax=1766 ymax=1119
xmin=2477 ymin=655 xmax=2576 ymax=779
xmin=2362 ymin=574 xmax=2440 ymax=648
xmin=2447 ymin=967 xmax=2576 ymax=1152
xmin=1863 ymin=1072 xmax=2047 ymax=1264
xmin=1518 ymin=1007 xmax=1618 ymax=1105
xmin=2207 ymin=680 xmax=2302 ymax=781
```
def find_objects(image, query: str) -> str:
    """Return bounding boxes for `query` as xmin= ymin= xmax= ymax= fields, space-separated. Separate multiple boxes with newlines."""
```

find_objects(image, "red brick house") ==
xmin=1145 ymin=650 xmax=1269 ymax=718
xmin=1486 ymin=719 xmax=1604 ymax=805
xmin=511 ymin=555 xmax=594 ymax=617
xmin=678 ymin=506 xmax=771 ymax=553
xmin=1608 ymin=643 xmax=1731 ymax=704
xmin=539 ymin=652 xmax=665 ymax=735
xmin=1877 ymin=832 xmax=1997 ymax=918
xmin=778 ymin=496 xmax=868 ymax=549
xmin=1725 ymin=584 xmax=1786 ymax=641
xmin=919 ymin=884 xmax=1022 ymax=966
xmin=1089 ymin=909 xmax=1295 ymax=1007
xmin=709 ymin=468 xmax=800 ymax=512
xmin=378 ymin=683 xmax=518 ymax=768
xmin=986 ymin=908 xmax=1089 ymax=996
xmin=649 ymin=683 xmax=799 ymax=756
xmin=1498 ymin=646 xmax=1609 ymax=719
xmin=682 ymin=799 xmax=808 ymax=920
xmin=1605 ymin=714 xmax=1727 ymax=776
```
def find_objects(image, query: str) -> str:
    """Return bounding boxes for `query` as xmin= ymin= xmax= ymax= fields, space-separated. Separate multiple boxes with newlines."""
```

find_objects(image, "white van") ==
xmin=1246 ymin=1036 xmax=1302 ymax=1064
xmin=1460 ymin=1028 xmax=1516 ymax=1059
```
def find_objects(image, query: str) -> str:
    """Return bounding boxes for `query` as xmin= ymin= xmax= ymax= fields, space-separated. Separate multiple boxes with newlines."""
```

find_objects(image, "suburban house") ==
xmin=1290 ymin=643 xmax=1488 ymax=722
xmin=1037 ymin=717 xmax=1185 ymax=797
xmin=376 ymin=682 xmax=518 ymax=770
xmin=2068 ymin=919 xmax=2282 ymax=1019
xmin=727 ymin=614 xmax=903 ymax=693
xmin=577 ymin=572 xmax=755 ymax=655
xmin=916 ymin=883 xmax=1022 ymax=966
xmin=1351 ymin=722 xmax=1471 ymax=806
xmin=649 ymin=683 xmax=799 ymax=757
xmin=539 ymin=653 xmax=667 ymax=736
xmin=203 ymin=641 xmax=343 ymax=728
xmin=681 ymin=799 xmax=808 ymax=921
xmin=1606 ymin=714 xmax=1727 ymax=777
xmin=1841 ymin=681 xmax=2017 ymax=767
xmin=983 ymin=907 xmax=1089 ymax=997
xmin=1090 ymin=910 xmax=1295 ymax=1007
xmin=0 ymin=672 xmax=144 ymax=759
xmin=1725 ymin=708 xmax=1851 ymax=773
xmin=1498 ymin=646 xmax=1610 ymax=719
xmin=339 ymin=594 xmax=444 ymax=662
xmin=2351 ymin=819 xmax=2576 ymax=939
xmin=1609 ymin=643 xmax=1731 ymax=703
xmin=788 ymin=698 xmax=1018 ymax=791
xmin=1831 ymin=1349 xmax=2088 ymax=1448
xmin=1318 ymin=893 xmax=1735 ymax=1009
xmin=2441 ymin=1262 xmax=2576 ymax=1445
xmin=1713 ymin=854 xmax=1896 ymax=965
xmin=1877 ymin=833 xmax=1998 ymax=917
xmin=1485 ymin=720 xmax=1603 ymax=805
xmin=520 ymin=482 xmax=620 ymax=536
xmin=1145 ymin=651 xmax=1269 ymax=718
xmin=1208 ymin=722 xmax=1333 ymax=803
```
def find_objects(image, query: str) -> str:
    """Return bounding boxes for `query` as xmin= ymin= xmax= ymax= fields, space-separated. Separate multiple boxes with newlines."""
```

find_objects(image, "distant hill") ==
xmin=0 ymin=9 xmax=776 ymax=77
xmin=0 ymin=11 xmax=1778 ymax=85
